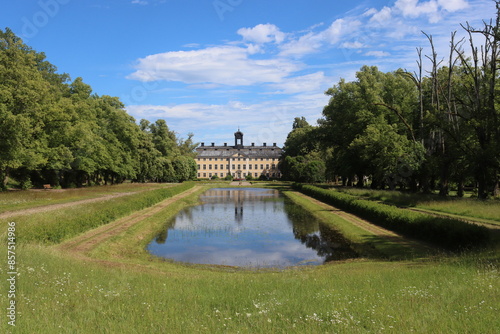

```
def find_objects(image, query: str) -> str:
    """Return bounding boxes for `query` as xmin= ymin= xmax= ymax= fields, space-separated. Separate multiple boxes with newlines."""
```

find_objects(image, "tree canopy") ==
xmin=280 ymin=5 xmax=500 ymax=198
xmin=0 ymin=28 xmax=197 ymax=189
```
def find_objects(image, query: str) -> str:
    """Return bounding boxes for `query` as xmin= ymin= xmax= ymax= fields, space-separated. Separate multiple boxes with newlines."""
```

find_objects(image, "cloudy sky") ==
xmin=1 ymin=0 xmax=495 ymax=146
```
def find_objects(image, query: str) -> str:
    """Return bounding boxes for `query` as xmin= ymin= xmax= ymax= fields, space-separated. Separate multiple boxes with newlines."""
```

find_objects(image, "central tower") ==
xmin=234 ymin=129 xmax=243 ymax=148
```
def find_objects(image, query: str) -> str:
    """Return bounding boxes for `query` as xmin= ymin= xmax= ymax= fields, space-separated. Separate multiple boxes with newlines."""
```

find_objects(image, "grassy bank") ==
xmin=8 ymin=182 xmax=195 ymax=244
xmin=294 ymin=184 xmax=489 ymax=251
xmin=1 ymin=182 xmax=499 ymax=333
xmin=282 ymin=191 xmax=432 ymax=260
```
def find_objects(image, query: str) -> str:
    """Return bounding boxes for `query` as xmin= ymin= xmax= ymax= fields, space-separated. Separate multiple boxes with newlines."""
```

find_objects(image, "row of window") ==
xmin=198 ymin=172 xmax=278 ymax=178
xmin=198 ymin=157 xmax=276 ymax=162
xmin=198 ymin=164 xmax=276 ymax=170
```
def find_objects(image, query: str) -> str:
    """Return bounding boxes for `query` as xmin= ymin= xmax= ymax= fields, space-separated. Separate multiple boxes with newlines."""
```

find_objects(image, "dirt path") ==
xmin=0 ymin=192 xmax=140 ymax=219
xmin=293 ymin=192 xmax=433 ymax=251
xmin=58 ymin=186 xmax=202 ymax=258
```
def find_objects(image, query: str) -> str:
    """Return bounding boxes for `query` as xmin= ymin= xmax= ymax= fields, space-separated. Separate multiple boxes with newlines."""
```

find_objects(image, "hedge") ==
xmin=294 ymin=184 xmax=489 ymax=251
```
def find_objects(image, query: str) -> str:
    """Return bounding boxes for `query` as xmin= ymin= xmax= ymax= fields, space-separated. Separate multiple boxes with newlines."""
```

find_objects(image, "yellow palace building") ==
xmin=195 ymin=130 xmax=283 ymax=180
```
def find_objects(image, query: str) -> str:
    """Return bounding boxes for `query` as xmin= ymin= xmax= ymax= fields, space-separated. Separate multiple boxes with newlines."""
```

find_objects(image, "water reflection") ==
xmin=147 ymin=188 xmax=357 ymax=268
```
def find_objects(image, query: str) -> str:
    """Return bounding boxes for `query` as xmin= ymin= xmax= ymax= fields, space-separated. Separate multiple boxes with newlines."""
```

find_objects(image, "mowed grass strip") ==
xmin=1 ymin=182 xmax=195 ymax=245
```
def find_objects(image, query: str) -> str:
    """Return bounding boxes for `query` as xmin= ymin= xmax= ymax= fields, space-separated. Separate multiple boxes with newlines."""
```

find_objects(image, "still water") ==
xmin=147 ymin=188 xmax=357 ymax=268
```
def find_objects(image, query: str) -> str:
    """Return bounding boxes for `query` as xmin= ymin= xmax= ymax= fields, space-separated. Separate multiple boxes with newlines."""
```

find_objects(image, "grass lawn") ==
xmin=1 ymin=182 xmax=498 ymax=333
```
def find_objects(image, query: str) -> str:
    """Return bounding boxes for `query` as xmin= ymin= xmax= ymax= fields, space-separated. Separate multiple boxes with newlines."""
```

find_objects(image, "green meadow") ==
xmin=1 ymin=183 xmax=499 ymax=333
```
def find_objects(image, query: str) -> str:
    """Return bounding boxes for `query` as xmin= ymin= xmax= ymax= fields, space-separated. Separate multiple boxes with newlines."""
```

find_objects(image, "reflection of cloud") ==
xmin=150 ymin=240 xmax=323 ymax=268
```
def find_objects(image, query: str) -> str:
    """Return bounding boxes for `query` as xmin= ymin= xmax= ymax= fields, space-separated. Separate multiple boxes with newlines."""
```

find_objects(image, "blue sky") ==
xmin=1 ymin=0 xmax=495 ymax=146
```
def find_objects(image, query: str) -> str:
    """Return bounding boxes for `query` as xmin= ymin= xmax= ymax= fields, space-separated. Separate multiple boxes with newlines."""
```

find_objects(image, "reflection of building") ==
xmin=195 ymin=130 xmax=283 ymax=179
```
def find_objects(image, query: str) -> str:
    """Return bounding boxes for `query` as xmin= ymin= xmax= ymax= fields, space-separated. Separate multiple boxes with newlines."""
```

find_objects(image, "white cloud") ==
xmin=280 ymin=19 xmax=361 ymax=57
xmin=268 ymin=72 xmax=331 ymax=94
xmin=131 ymin=0 xmax=148 ymax=5
xmin=438 ymin=0 xmax=469 ymax=12
xmin=365 ymin=50 xmax=391 ymax=57
xmin=369 ymin=6 xmax=392 ymax=24
xmin=237 ymin=24 xmax=285 ymax=44
xmin=126 ymin=91 xmax=330 ymax=146
xmin=128 ymin=46 xmax=300 ymax=86
xmin=341 ymin=41 xmax=365 ymax=49
xmin=395 ymin=0 xmax=439 ymax=18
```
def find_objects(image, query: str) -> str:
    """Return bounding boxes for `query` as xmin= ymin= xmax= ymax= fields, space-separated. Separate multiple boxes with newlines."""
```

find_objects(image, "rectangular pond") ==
xmin=147 ymin=188 xmax=357 ymax=268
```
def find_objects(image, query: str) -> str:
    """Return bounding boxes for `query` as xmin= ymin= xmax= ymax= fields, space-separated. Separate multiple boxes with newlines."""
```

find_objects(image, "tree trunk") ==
xmin=457 ymin=179 xmax=465 ymax=198
xmin=0 ymin=168 xmax=9 ymax=190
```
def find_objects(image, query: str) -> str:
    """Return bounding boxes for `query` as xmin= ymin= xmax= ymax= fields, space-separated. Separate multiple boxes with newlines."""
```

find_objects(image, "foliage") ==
xmin=0 ymin=29 xmax=196 ymax=189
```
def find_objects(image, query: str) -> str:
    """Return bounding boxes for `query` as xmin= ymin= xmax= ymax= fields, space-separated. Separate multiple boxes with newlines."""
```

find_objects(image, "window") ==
xmin=243 ymin=165 xmax=246 ymax=170
xmin=255 ymin=173 xmax=258 ymax=177
xmin=220 ymin=164 xmax=223 ymax=169
xmin=197 ymin=165 xmax=200 ymax=170
xmin=226 ymin=164 xmax=229 ymax=169
xmin=214 ymin=164 xmax=218 ymax=170
xmin=209 ymin=173 xmax=212 ymax=177
xmin=260 ymin=164 xmax=264 ymax=169
xmin=214 ymin=158 xmax=218 ymax=161
xmin=249 ymin=164 xmax=252 ymax=170
xmin=255 ymin=164 xmax=258 ymax=169
xmin=238 ymin=164 xmax=241 ymax=170
xmin=261 ymin=158 xmax=264 ymax=161
xmin=197 ymin=173 xmax=200 ymax=177
xmin=232 ymin=164 xmax=235 ymax=169
xmin=214 ymin=173 xmax=217 ymax=176
xmin=266 ymin=164 xmax=269 ymax=169
xmin=203 ymin=164 xmax=206 ymax=169
xmin=209 ymin=158 xmax=212 ymax=161
xmin=203 ymin=173 xmax=206 ymax=177
xmin=209 ymin=164 xmax=212 ymax=169
xmin=272 ymin=164 xmax=276 ymax=169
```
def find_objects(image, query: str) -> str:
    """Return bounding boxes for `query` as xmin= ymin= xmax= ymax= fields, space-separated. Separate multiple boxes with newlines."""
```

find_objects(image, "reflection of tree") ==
xmin=285 ymin=199 xmax=357 ymax=262
xmin=155 ymin=229 xmax=168 ymax=244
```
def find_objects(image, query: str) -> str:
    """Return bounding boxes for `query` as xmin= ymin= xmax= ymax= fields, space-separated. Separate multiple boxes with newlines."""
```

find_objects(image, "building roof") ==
xmin=196 ymin=145 xmax=282 ymax=159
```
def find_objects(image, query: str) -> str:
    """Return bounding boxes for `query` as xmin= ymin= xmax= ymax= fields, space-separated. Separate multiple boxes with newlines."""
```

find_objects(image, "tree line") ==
xmin=280 ymin=4 xmax=500 ymax=199
xmin=0 ymin=28 xmax=197 ymax=190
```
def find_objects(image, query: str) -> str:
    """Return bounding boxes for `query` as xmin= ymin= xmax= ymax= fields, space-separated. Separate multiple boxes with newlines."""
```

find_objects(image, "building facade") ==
xmin=195 ymin=130 xmax=283 ymax=180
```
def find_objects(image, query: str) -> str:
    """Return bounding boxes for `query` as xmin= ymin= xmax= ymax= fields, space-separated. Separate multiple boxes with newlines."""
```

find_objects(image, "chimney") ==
xmin=263 ymin=143 xmax=267 ymax=147
xmin=224 ymin=143 xmax=227 ymax=147
xmin=211 ymin=143 xmax=215 ymax=147
xmin=273 ymin=143 xmax=276 ymax=147
xmin=251 ymin=143 xmax=255 ymax=147
xmin=201 ymin=143 xmax=204 ymax=147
